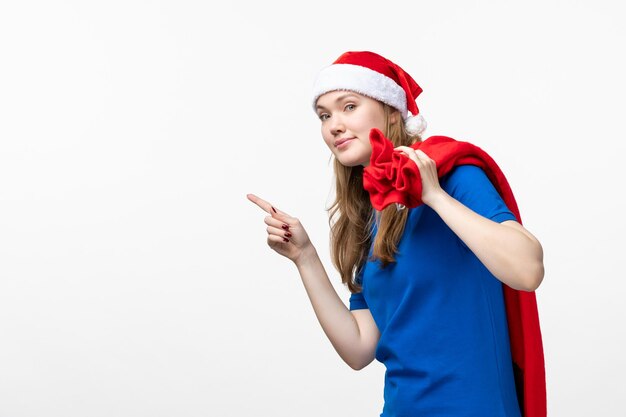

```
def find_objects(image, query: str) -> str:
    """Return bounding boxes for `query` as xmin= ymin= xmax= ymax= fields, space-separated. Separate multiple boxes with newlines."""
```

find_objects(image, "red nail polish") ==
xmin=282 ymin=224 xmax=290 ymax=230
xmin=271 ymin=206 xmax=277 ymax=213
xmin=283 ymin=237 xmax=289 ymax=242
xmin=285 ymin=232 xmax=292 ymax=237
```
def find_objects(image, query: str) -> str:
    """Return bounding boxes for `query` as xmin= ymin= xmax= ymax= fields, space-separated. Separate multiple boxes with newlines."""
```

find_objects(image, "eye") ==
xmin=345 ymin=103 xmax=356 ymax=111
xmin=319 ymin=113 xmax=330 ymax=121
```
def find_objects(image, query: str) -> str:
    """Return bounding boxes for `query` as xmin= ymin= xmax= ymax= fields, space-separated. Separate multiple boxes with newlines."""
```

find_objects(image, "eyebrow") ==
xmin=315 ymin=93 xmax=360 ymax=111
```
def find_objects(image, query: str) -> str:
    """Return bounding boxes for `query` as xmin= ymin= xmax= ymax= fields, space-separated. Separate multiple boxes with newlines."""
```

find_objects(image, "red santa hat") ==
xmin=312 ymin=51 xmax=427 ymax=135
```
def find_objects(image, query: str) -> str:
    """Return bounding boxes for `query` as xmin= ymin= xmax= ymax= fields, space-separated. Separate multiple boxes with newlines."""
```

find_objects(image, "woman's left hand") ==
xmin=394 ymin=146 xmax=445 ymax=206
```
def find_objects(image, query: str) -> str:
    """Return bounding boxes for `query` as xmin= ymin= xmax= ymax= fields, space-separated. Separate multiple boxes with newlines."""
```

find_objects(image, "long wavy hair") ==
xmin=327 ymin=103 xmax=422 ymax=293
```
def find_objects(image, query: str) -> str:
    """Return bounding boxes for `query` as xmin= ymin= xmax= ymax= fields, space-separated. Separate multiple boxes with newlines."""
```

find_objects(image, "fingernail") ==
xmin=282 ymin=224 xmax=290 ymax=230
xmin=271 ymin=206 xmax=277 ymax=213
xmin=285 ymin=232 xmax=292 ymax=237
xmin=283 ymin=237 xmax=289 ymax=242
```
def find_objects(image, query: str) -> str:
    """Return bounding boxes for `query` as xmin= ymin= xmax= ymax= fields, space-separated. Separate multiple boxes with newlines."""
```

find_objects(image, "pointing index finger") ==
xmin=246 ymin=193 xmax=273 ymax=214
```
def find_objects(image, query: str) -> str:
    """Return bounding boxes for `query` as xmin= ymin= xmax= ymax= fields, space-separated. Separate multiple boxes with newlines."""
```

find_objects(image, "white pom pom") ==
xmin=405 ymin=113 xmax=427 ymax=135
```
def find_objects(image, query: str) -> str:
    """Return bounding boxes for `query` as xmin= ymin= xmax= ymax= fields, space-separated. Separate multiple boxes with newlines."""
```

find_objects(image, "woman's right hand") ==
xmin=246 ymin=193 xmax=314 ymax=265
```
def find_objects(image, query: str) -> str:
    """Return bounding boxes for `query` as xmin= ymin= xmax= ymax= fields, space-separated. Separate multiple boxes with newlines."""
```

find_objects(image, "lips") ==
xmin=335 ymin=137 xmax=355 ymax=147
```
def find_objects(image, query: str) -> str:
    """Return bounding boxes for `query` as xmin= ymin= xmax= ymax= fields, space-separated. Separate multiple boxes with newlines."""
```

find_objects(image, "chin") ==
xmin=335 ymin=154 xmax=367 ymax=168
xmin=337 ymin=158 xmax=365 ymax=168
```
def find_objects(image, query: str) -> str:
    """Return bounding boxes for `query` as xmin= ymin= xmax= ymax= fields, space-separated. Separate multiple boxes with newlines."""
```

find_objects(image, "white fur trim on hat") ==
xmin=312 ymin=64 xmax=408 ymax=117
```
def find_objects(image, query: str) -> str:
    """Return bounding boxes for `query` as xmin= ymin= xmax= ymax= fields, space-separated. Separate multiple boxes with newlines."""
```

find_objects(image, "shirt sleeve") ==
xmin=442 ymin=165 xmax=518 ymax=251
xmin=349 ymin=292 xmax=368 ymax=310
xmin=442 ymin=165 xmax=518 ymax=224
xmin=349 ymin=267 xmax=369 ymax=310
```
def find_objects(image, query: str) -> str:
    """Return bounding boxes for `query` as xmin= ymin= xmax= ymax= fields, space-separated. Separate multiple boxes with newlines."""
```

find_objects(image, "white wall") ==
xmin=1 ymin=1 xmax=624 ymax=415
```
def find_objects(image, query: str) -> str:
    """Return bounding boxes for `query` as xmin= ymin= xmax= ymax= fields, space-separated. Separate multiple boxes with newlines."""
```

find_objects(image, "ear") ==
xmin=390 ymin=110 xmax=400 ymax=125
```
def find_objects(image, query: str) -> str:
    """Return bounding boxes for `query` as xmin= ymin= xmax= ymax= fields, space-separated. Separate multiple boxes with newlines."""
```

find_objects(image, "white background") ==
xmin=1 ymin=1 xmax=624 ymax=416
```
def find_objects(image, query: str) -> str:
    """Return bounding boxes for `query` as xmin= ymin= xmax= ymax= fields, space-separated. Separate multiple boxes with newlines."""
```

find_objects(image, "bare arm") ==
xmin=295 ymin=246 xmax=380 ymax=370
xmin=393 ymin=149 xmax=545 ymax=292
xmin=247 ymin=193 xmax=380 ymax=370
xmin=427 ymin=192 xmax=544 ymax=291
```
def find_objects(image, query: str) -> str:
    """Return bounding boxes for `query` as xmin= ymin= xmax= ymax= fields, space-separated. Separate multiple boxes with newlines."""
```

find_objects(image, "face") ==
xmin=316 ymin=91 xmax=394 ymax=167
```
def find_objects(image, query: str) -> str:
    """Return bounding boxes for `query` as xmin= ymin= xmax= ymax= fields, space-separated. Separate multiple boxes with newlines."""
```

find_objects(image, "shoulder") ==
xmin=441 ymin=164 xmax=516 ymax=222
xmin=441 ymin=165 xmax=492 ymax=195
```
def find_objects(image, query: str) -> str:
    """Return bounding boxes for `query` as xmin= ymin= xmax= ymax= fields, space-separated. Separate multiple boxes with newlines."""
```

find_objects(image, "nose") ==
xmin=329 ymin=114 xmax=345 ymax=136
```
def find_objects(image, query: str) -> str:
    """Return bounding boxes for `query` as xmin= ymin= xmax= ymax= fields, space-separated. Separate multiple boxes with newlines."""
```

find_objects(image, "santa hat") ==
xmin=312 ymin=51 xmax=426 ymax=135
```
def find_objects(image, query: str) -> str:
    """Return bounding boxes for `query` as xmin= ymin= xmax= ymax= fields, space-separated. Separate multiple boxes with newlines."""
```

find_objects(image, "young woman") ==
xmin=247 ymin=51 xmax=545 ymax=417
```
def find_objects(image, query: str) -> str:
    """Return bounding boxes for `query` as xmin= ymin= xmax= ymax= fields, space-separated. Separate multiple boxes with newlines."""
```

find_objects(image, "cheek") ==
xmin=321 ymin=128 xmax=333 ymax=147
xmin=375 ymin=112 xmax=387 ymax=128
xmin=362 ymin=110 xmax=384 ymax=130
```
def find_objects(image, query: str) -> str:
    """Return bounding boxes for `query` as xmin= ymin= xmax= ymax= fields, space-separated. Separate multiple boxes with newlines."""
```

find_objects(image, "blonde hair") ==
xmin=327 ymin=103 xmax=422 ymax=293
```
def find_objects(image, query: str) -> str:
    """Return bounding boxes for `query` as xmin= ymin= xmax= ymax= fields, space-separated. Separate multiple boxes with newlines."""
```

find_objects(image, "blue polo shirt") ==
xmin=350 ymin=165 xmax=522 ymax=417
